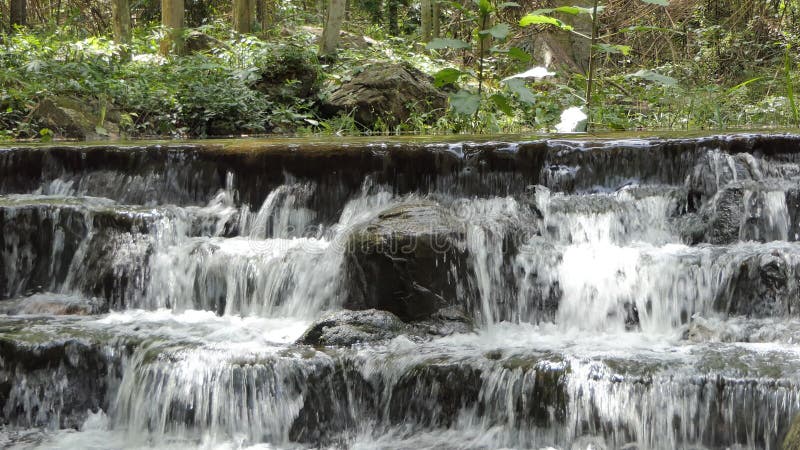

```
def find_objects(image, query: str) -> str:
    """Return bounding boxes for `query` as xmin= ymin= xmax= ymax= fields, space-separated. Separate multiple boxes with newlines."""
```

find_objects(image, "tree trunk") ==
xmin=387 ymin=0 xmax=398 ymax=35
xmin=10 ymin=0 xmax=27 ymax=27
xmin=233 ymin=0 xmax=253 ymax=33
xmin=160 ymin=0 xmax=185 ymax=55
xmin=112 ymin=0 xmax=131 ymax=59
xmin=420 ymin=0 xmax=432 ymax=42
xmin=432 ymin=1 xmax=440 ymax=38
xmin=319 ymin=0 xmax=345 ymax=56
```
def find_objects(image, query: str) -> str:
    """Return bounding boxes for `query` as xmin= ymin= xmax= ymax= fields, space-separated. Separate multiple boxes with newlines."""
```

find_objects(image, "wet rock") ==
xmin=321 ymin=63 xmax=447 ymax=129
xmin=32 ymin=97 xmax=119 ymax=140
xmin=298 ymin=307 xmax=474 ymax=347
xmin=0 ymin=336 xmax=114 ymax=429
xmin=689 ymin=181 xmax=791 ymax=245
xmin=298 ymin=309 xmax=406 ymax=347
xmin=343 ymin=201 xmax=467 ymax=321
xmin=714 ymin=252 xmax=800 ymax=317
xmin=2 ymin=294 xmax=107 ymax=316
xmin=389 ymin=361 xmax=482 ymax=428
xmin=687 ymin=151 xmax=762 ymax=203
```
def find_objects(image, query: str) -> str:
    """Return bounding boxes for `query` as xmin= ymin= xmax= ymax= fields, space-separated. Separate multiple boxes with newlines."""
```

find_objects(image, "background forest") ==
xmin=1 ymin=0 xmax=799 ymax=138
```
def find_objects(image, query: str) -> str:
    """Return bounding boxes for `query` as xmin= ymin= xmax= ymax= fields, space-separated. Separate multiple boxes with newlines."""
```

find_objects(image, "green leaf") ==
xmin=95 ymin=126 xmax=109 ymax=136
xmin=490 ymin=94 xmax=514 ymax=115
xmin=449 ymin=90 xmax=482 ymax=116
xmin=640 ymin=0 xmax=669 ymax=5
xmin=594 ymin=43 xmax=632 ymax=55
xmin=433 ymin=68 xmax=465 ymax=87
xmin=519 ymin=14 xmax=573 ymax=31
xmin=497 ymin=2 xmax=520 ymax=9
xmin=628 ymin=69 xmax=678 ymax=86
xmin=508 ymin=47 xmax=532 ymax=63
xmin=427 ymin=38 xmax=472 ymax=50
xmin=530 ymin=6 xmax=596 ymax=15
xmin=479 ymin=23 xmax=512 ymax=40
xmin=504 ymin=78 xmax=537 ymax=104
xmin=474 ymin=0 xmax=493 ymax=14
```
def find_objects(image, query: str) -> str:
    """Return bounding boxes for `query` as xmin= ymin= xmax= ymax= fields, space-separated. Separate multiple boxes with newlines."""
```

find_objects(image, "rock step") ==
xmin=0 ymin=315 xmax=798 ymax=449
xmin=2 ymin=134 xmax=798 ymax=209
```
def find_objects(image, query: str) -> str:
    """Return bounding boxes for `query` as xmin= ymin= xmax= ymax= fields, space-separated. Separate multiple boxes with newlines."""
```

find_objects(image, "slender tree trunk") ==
xmin=10 ymin=0 xmax=27 ymax=27
xmin=256 ymin=0 xmax=273 ymax=32
xmin=420 ymin=0 xmax=432 ymax=42
xmin=112 ymin=0 xmax=131 ymax=59
xmin=160 ymin=0 xmax=185 ymax=55
xmin=432 ymin=1 xmax=440 ymax=38
xmin=319 ymin=0 xmax=345 ymax=56
xmin=233 ymin=0 xmax=253 ymax=33
xmin=387 ymin=0 xmax=398 ymax=35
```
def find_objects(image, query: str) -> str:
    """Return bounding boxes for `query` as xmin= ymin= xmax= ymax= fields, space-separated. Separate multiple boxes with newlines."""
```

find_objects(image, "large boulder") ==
xmin=321 ymin=63 xmax=447 ymax=129
xmin=298 ymin=309 xmax=406 ymax=347
xmin=343 ymin=201 xmax=467 ymax=322
xmin=32 ymin=97 xmax=119 ymax=140
xmin=714 ymin=251 xmax=800 ymax=317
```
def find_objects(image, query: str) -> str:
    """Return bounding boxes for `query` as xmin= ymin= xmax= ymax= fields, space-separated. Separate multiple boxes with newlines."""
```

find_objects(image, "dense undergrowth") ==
xmin=1 ymin=0 xmax=799 ymax=139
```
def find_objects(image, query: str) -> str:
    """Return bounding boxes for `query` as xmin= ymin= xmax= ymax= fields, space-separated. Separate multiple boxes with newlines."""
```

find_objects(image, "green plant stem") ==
xmin=585 ymin=0 xmax=599 ymax=131
xmin=786 ymin=45 xmax=799 ymax=126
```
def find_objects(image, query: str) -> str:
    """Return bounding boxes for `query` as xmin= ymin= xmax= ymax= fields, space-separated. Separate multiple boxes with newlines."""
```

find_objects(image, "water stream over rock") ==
xmin=1 ymin=134 xmax=800 ymax=449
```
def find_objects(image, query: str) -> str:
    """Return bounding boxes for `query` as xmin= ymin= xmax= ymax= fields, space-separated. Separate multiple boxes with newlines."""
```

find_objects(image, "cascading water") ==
xmin=2 ymin=135 xmax=800 ymax=450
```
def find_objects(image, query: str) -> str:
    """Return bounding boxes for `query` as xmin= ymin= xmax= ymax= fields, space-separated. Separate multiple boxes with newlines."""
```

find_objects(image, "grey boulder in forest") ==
xmin=321 ymin=63 xmax=447 ymax=129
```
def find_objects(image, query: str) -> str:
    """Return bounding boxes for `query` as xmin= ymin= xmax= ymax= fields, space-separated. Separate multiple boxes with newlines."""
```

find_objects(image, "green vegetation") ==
xmin=1 ymin=0 xmax=799 ymax=139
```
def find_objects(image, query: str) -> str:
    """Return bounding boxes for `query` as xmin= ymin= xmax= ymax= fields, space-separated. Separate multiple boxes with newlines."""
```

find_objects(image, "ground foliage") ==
xmin=0 ymin=0 xmax=799 ymax=138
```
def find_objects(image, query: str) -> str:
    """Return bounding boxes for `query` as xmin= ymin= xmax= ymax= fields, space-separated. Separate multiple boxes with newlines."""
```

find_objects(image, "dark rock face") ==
xmin=715 ymin=252 xmax=800 ymax=317
xmin=687 ymin=151 xmax=762 ymax=203
xmin=0 ymin=336 xmax=115 ymax=429
xmin=321 ymin=63 xmax=447 ymax=129
xmin=298 ymin=309 xmax=407 ymax=347
xmin=343 ymin=202 xmax=467 ymax=322
xmin=298 ymin=307 xmax=474 ymax=347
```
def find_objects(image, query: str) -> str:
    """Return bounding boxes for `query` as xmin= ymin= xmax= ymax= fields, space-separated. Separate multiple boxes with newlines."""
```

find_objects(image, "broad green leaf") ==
xmin=474 ymin=0 xmax=493 ymax=14
xmin=530 ymin=6 xmax=598 ymax=15
xmin=508 ymin=47 xmax=532 ymax=62
xmin=490 ymin=94 xmax=514 ymax=115
xmin=433 ymin=68 xmax=464 ymax=87
xmin=519 ymin=14 xmax=573 ymax=31
xmin=497 ymin=2 xmax=520 ymax=9
xmin=594 ymin=43 xmax=632 ymax=55
xmin=640 ymin=0 xmax=669 ymax=5
xmin=479 ymin=23 xmax=511 ymax=40
xmin=504 ymin=78 xmax=537 ymax=104
xmin=628 ymin=69 xmax=678 ymax=86
xmin=450 ymin=90 xmax=481 ymax=116
xmin=427 ymin=38 xmax=472 ymax=50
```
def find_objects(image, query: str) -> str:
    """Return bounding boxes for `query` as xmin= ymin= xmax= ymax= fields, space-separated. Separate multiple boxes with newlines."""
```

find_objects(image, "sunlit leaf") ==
xmin=640 ymin=0 xmax=669 ymax=5
xmin=519 ymin=14 xmax=573 ymax=31
xmin=427 ymin=38 xmax=472 ymax=50
xmin=594 ymin=43 xmax=632 ymax=55
xmin=497 ymin=2 xmax=520 ymax=9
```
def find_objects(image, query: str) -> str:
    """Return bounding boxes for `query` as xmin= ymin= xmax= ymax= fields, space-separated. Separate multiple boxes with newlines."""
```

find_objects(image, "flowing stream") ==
xmin=1 ymin=135 xmax=800 ymax=449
